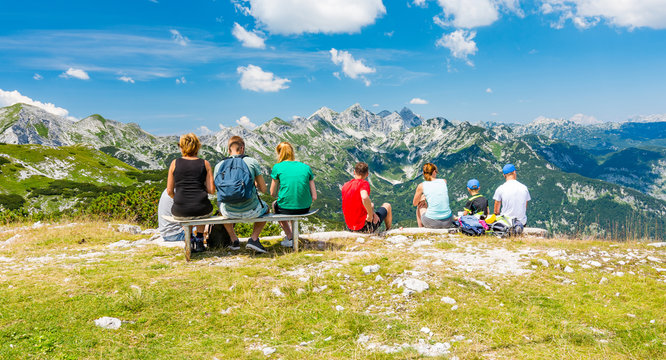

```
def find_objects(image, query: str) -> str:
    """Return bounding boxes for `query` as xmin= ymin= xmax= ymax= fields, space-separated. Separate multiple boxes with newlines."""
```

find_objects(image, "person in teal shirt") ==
xmin=270 ymin=141 xmax=317 ymax=247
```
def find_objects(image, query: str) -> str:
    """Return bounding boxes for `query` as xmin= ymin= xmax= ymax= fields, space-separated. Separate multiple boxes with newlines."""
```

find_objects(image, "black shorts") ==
xmin=272 ymin=201 xmax=310 ymax=215
xmin=351 ymin=206 xmax=388 ymax=233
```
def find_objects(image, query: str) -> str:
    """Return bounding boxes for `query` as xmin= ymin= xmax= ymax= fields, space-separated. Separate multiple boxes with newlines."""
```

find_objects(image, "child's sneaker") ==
xmin=280 ymin=236 xmax=293 ymax=247
xmin=246 ymin=238 xmax=267 ymax=253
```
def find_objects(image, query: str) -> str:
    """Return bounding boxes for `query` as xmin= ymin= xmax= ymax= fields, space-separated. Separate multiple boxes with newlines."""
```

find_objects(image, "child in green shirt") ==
xmin=270 ymin=142 xmax=317 ymax=247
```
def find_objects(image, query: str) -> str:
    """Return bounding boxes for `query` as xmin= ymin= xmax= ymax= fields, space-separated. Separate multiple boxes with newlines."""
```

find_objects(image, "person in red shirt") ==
xmin=341 ymin=162 xmax=393 ymax=233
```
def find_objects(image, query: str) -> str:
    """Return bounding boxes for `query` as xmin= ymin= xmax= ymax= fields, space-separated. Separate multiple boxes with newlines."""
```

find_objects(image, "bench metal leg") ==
xmin=292 ymin=219 xmax=299 ymax=252
xmin=184 ymin=225 xmax=192 ymax=262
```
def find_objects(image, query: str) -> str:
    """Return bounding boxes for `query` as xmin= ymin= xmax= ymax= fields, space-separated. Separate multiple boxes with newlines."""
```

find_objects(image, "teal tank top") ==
xmin=422 ymin=179 xmax=452 ymax=220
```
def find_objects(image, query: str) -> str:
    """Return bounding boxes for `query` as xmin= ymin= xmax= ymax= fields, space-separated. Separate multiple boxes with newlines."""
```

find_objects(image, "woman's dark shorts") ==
xmin=272 ymin=201 xmax=310 ymax=215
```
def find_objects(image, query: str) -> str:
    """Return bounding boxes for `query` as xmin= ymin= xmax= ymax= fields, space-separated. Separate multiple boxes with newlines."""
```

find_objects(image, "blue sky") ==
xmin=1 ymin=0 xmax=665 ymax=134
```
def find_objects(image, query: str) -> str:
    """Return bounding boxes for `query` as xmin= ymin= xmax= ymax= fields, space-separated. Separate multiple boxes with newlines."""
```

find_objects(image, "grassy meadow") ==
xmin=0 ymin=221 xmax=664 ymax=359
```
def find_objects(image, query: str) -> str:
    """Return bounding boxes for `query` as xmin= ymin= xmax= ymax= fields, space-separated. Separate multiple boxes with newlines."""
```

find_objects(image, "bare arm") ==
xmin=494 ymin=200 xmax=501 ymax=215
xmin=270 ymin=179 xmax=279 ymax=197
xmin=166 ymin=160 xmax=176 ymax=198
xmin=412 ymin=183 xmax=423 ymax=207
xmin=204 ymin=160 xmax=215 ymax=194
xmin=309 ymin=179 xmax=317 ymax=201
xmin=255 ymin=175 xmax=267 ymax=194
xmin=360 ymin=189 xmax=376 ymax=222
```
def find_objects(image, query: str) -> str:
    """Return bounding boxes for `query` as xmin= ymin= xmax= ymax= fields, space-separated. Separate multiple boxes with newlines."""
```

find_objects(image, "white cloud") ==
xmin=236 ymin=115 xmax=257 ymax=129
xmin=435 ymin=0 xmax=498 ymax=28
xmin=232 ymin=0 xmax=251 ymax=16
xmin=332 ymin=72 xmax=341 ymax=79
xmin=232 ymin=23 xmax=266 ymax=49
xmin=436 ymin=30 xmax=477 ymax=65
xmin=330 ymin=48 xmax=376 ymax=86
xmin=195 ymin=125 xmax=213 ymax=135
xmin=486 ymin=87 xmax=492 ymax=93
xmin=118 ymin=76 xmax=135 ymax=83
xmin=237 ymin=64 xmax=290 ymax=92
xmin=569 ymin=113 xmax=602 ymax=125
xmin=245 ymin=0 xmax=386 ymax=35
xmin=372 ymin=104 xmax=379 ymax=107
xmin=175 ymin=76 xmax=187 ymax=84
xmin=491 ymin=112 xmax=498 ymax=116
xmin=433 ymin=0 xmax=523 ymax=28
xmin=409 ymin=97 xmax=428 ymax=105
xmin=540 ymin=0 xmax=666 ymax=30
xmin=33 ymin=73 xmax=43 ymax=80
xmin=0 ymin=88 xmax=74 ymax=119
xmin=170 ymin=29 xmax=189 ymax=46
xmin=384 ymin=31 xmax=394 ymax=37
xmin=60 ymin=67 xmax=90 ymax=80
xmin=413 ymin=0 xmax=427 ymax=7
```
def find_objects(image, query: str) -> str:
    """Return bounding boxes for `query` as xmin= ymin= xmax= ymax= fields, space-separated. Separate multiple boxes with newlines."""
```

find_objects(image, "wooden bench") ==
xmin=163 ymin=209 xmax=319 ymax=261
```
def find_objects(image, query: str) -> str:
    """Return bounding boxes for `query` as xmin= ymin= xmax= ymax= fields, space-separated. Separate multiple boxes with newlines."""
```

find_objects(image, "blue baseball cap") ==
xmin=467 ymin=179 xmax=480 ymax=190
xmin=502 ymin=164 xmax=516 ymax=174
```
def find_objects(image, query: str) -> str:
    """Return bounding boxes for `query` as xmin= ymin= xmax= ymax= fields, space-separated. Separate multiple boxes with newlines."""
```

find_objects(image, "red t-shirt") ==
xmin=341 ymin=178 xmax=371 ymax=230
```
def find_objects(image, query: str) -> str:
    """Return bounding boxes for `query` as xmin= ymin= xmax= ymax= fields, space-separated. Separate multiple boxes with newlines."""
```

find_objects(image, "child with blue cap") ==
xmin=463 ymin=178 xmax=489 ymax=219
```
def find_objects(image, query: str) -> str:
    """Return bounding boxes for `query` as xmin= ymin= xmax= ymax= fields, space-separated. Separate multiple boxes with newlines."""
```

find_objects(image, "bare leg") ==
xmin=278 ymin=220 xmax=293 ymax=239
xmin=195 ymin=225 xmax=205 ymax=235
xmin=417 ymin=199 xmax=427 ymax=227
xmin=382 ymin=203 xmax=393 ymax=231
xmin=223 ymin=223 xmax=238 ymax=241
xmin=418 ymin=208 xmax=428 ymax=227
xmin=251 ymin=221 xmax=267 ymax=240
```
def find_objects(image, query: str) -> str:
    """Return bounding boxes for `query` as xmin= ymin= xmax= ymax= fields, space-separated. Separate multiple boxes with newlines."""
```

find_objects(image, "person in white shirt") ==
xmin=157 ymin=189 xmax=186 ymax=241
xmin=493 ymin=164 xmax=531 ymax=225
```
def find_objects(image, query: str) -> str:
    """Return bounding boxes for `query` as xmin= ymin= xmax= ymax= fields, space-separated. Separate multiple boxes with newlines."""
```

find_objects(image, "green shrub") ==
xmin=30 ymin=180 xmax=126 ymax=198
xmin=0 ymin=194 xmax=26 ymax=211
xmin=82 ymin=186 xmax=161 ymax=227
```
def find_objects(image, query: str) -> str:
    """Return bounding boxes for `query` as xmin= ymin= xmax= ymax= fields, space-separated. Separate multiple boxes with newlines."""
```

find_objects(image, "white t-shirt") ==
xmin=158 ymin=189 xmax=183 ymax=238
xmin=493 ymin=179 xmax=531 ymax=225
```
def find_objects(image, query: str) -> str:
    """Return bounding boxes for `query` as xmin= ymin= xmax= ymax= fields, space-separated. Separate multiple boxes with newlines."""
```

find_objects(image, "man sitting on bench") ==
xmin=214 ymin=135 xmax=269 ymax=253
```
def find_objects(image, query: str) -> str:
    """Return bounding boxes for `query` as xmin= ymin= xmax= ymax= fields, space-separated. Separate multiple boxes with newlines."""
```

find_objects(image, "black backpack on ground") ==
xmin=206 ymin=223 xmax=231 ymax=249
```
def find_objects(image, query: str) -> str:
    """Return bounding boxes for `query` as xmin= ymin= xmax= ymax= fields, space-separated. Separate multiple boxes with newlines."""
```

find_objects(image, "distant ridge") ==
xmin=2 ymin=102 xmax=666 ymax=234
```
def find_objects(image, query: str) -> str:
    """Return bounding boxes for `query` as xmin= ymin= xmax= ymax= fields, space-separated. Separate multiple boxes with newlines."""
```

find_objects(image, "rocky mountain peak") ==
xmin=399 ymin=107 xmax=422 ymax=127
xmin=309 ymin=106 xmax=337 ymax=122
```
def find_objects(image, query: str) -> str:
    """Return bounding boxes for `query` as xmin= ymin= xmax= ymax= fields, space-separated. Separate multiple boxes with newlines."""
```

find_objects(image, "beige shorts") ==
xmin=219 ymin=200 xmax=269 ymax=219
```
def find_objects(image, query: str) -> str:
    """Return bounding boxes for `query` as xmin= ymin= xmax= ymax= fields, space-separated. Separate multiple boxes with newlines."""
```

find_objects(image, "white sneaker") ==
xmin=280 ymin=237 xmax=293 ymax=247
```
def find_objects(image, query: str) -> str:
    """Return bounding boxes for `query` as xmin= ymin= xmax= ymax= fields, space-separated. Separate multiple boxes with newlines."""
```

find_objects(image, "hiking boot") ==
xmin=229 ymin=239 xmax=241 ymax=250
xmin=192 ymin=236 xmax=205 ymax=253
xmin=280 ymin=237 xmax=293 ymax=248
xmin=246 ymin=238 xmax=267 ymax=253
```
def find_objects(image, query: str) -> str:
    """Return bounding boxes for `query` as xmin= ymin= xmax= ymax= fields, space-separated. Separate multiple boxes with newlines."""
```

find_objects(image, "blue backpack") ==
xmin=456 ymin=215 xmax=485 ymax=236
xmin=214 ymin=155 xmax=254 ymax=204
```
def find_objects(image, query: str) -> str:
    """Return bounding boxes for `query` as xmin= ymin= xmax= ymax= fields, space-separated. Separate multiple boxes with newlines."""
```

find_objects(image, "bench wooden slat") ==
xmin=164 ymin=209 xmax=318 ymax=226
xmin=163 ymin=209 xmax=319 ymax=260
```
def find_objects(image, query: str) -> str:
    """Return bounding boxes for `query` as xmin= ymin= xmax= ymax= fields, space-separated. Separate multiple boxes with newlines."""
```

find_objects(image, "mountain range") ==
xmin=1 ymin=102 xmax=666 ymax=237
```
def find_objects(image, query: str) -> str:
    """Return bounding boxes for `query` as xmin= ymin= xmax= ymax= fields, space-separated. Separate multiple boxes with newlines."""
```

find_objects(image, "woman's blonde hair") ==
xmin=179 ymin=133 xmax=201 ymax=157
xmin=423 ymin=163 xmax=437 ymax=181
xmin=276 ymin=141 xmax=295 ymax=163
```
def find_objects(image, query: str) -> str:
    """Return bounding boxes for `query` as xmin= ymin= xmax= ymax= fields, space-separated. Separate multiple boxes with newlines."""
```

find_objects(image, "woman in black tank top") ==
xmin=166 ymin=133 xmax=215 ymax=251
xmin=171 ymin=157 xmax=214 ymax=217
